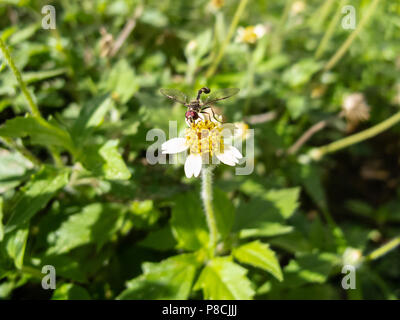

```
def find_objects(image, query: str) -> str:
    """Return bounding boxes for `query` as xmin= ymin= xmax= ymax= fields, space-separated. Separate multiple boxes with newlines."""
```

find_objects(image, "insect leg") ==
xmin=201 ymin=106 xmax=222 ymax=123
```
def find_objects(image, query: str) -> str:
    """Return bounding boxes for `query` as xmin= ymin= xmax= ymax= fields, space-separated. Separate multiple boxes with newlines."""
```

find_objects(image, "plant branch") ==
xmin=310 ymin=110 xmax=400 ymax=160
xmin=366 ymin=236 xmax=400 ymax=261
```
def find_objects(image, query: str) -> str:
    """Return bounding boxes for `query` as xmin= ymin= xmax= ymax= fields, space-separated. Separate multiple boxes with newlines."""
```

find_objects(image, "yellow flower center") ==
xmin=242 ymin=26 xmax=258 ymax=44
xmin=185 ymin=120 xmax=224 ymax=156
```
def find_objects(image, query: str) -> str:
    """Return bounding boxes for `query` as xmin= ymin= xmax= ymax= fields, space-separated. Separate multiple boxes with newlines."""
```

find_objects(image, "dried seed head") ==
xmin=341 ymin=93 xmax=370 ymax=130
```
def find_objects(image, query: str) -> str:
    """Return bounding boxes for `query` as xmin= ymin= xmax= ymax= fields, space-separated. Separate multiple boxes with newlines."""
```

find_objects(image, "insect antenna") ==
xmin=196 ymin=87 xmax=211 ymax=101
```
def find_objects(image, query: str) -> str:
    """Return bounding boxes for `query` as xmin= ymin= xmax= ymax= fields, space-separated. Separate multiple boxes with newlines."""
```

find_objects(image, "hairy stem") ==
xmin=201 ymin=166 xmax=218 ymax=257
xmin=310 ymin=110 xmax=400 ymax=160
xmin=0 ymin=37 xmax=42 ymax=118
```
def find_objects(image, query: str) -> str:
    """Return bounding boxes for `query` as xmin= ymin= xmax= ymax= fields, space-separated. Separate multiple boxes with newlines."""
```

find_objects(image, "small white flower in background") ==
xmin=290 ymin=1 xmax=306 ymax=16
xmin=236 ymin=24 xmax=266 ymax=44
xmin=341 ymin=93 xmax=370 ymax=130
xmin=209 ymin=0 xmax=224 ymax=11
xmin=342 ymin=247 xmax=363 ymax=269
xmin=162 ymin=119 xmax=242 ymax=178
xmin=233 ymin=121 xmax=250 ymax=141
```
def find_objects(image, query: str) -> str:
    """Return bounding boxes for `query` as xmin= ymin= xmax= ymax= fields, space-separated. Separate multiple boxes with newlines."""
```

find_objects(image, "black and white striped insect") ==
xmin=160 ymin=87 xmax=239 ymax=124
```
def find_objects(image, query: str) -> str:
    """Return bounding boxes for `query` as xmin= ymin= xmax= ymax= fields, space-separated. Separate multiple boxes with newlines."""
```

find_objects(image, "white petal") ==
xmin=161 ymin=138 xmax=188 ymax=154
xmin=227 ymin=145 xmax=243 ymax=159
xmin=216 ymin=151 xmax=236 ymax=166
xmin=216 ymin=145 xmax=243 ymax=166
xmin=184 ymin=154 xmax=202 ymax=178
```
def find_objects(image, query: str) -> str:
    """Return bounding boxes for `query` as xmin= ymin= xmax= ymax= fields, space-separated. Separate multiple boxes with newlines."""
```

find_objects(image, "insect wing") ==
xmin=203 ymin=88 xmax=240 ymax=104
xmin=160 ymin=88 xmax=188 ymax=105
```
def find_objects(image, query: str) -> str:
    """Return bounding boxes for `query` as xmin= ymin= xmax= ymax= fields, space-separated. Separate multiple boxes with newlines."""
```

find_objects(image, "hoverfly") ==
xmin=160 ymin=87 xmax=240 ymax=124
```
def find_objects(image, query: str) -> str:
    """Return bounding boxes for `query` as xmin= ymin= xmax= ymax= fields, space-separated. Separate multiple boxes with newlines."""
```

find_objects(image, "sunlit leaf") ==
xmin=117 ymin=254 xmax=198 ymax=300
xmin=194 ymin=257 xmax=255 ymax=300
xmin=233 ymin=240 xmax=283 ymax=281
xmin=4 ymin=166 xmax=70 ymax=234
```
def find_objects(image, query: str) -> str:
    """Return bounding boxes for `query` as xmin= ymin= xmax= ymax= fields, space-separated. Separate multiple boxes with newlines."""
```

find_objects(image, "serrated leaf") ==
xmin=5 ymin=166 xmax=70 ymax=234
xmin=117 ymin=254 xmax=198 ymax=300
xmin=0 ymin=116 xmax=74 ymax=152
xmin=47 ymin=203 xmax=126 ymax=255
xmin=170 ymin=192 xmax=209 ymax=251
xmin=233 ymin=241 xmax=283 ymax=281
xmin=52 ymin=283 xmax=91 ymax=300
xmin=194 ymin=257 xmax=255 ymax=300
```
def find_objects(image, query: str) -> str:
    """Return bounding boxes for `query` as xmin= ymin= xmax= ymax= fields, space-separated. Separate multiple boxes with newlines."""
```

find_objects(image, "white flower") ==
xmin=236 ymin=24 xmax=266 ymax=44
xmin=161 ymin=120 xmax=243 ymax=178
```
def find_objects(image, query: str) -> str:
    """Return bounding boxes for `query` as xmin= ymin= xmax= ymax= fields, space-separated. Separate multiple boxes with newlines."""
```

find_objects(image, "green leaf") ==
xmin=71 ymin=94 xmax=114 ymax=145
xmin=213 ymin=187 xmax=235 ymax=240
xmin=99 ymin=60 xmax=138 ymax=104
xmin=233 ymin=241 xmax=283 ymax=281
xmin=170 ymin=192 xmax=209 ymax=251
xmin=23 ymin=68 xmax=67 ymax=84
xmin=194 ymin=257 xmax=255 ymax=300
xmin=282 ymin=59 xmax=322 ymax=88
xmin=40 ymin=255 xmax=87 ymax=283
xmin=5 ymin=166 xmax=70 ymax=234
xmin=117 ymin=254 xmax=198 ymax=300
xmin=234 ymin=198 xmax=294 ymax=239
xmin=80 ymin=140 xmax=131 ymax=180
xmin=0 ymin=198 xmax=3 ymax=241
xmin=0 ymin=148 xmax=34 ymax=193
xmin=47 ymin=203 xmax=126 ymax=255
xmin=52 ymin=283 xmax=91 ymax=300
xmin=283 ymin=252 xmax=339 ymax=287
xmin=138 ymin=225 xmax=177 ymax=251
xmin=263 ymin=188 xmax=300 ymax=219
xmin=1 ymin=224 xmax=29 ymax=269
xmin=0 ymin=116 xmax=74 ymax=152
xmin=239 ymin=181 xmax=300 ymax=219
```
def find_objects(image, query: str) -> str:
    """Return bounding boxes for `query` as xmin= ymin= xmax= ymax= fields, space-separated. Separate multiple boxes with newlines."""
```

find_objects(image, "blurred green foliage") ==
xmin=0 ymin=0 xmax=399 ymax=300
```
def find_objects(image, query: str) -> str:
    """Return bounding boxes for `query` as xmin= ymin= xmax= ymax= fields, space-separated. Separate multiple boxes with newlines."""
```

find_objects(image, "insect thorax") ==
xmin=188 ymin=101 xmax=201 ymax=110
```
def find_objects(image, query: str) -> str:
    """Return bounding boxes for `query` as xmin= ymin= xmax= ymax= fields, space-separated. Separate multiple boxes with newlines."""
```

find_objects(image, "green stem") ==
xmin=310 ymin=0 xmax=336 ymax=32
xmin=205 ymin=0 xmax=248 ymax=78
xmin=324 ymin=0 xmax=381 ymax=71
xmin=0 ymin=37 xmax=42 ymax=118
xmin=0 ymin=37 xmax=76 ymax=162
xmin=314 ymin=0 xmax=346 ymax=59
xmin=20 ymin=266 xmax=44 ymax=279
xmin=366 ymin=236 xmax=400 ymax=261
xmin=201 ymin=166 xmax=218 ymax=257
xmin=310 ymin=110 xmax=400 ymax=159
xmin=270 ymin=0 xmax=294 ymax=54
